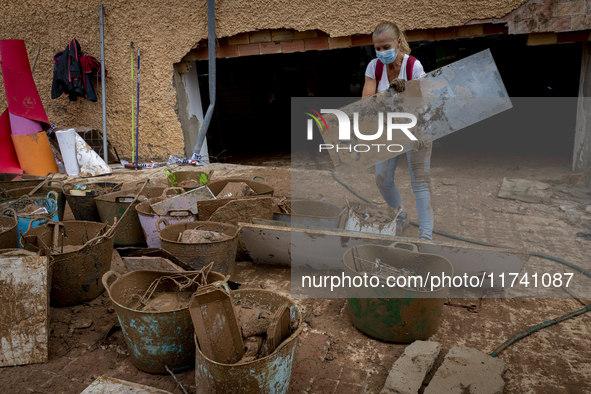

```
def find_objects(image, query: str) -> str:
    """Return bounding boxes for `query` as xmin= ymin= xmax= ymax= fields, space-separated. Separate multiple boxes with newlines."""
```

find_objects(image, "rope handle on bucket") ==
xmin=47 ymin=180 xmax=63 ymax=187
xmin=155 ymin=218 xmax=171 ymax=233
xmin=46 ymin=190 xmax=58 ymax=202
xmin=163 ymin=168 xmax=176 ymax=185
xmin=28 ymin=172 xmax=56 ymax=196
xmin=134 ymin=179 xmax=153 ymax=188
xmin=102 ymin=270 xmax=121 ymax=298
xmin=252 ymin=175 xmax=266 ymax=184
xmin=2 ymin=208 xmax=17 ymax=222
xmin=26 ymin=217 xmax=51 ymax=233
xmin=42 ymin=172 xmax=56 ymax=180
xmin=390 ymin=242 xmax=419 ymax=253
xmin=161 ymin=187 xmax=185 ymax=198
xmin=167 ymin=209 xmax=192 ymax=217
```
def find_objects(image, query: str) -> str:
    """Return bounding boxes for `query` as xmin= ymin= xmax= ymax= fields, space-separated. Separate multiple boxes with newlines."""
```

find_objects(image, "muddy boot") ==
xmin=396 ymin=211 xmax=409 ymax=235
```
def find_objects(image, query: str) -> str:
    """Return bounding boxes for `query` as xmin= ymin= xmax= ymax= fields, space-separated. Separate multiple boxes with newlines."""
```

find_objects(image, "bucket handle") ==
xmin=167 ymin=209 xmax=192 ymax=217
xmin=115 ymin=196 xmax=135 ymax=202
xmin=161 ymin=187 xmax=185 ymax=198
xmin=2 ymin=208 xmax=17 ymax=222
xmin=390 ymin=242 xmax=418 ymax=253
xmin=42 ymin=172 xmax=56 ymax=180
xmin=27 ymin=217 xmax=50 ymax=233
xmin=155 ymin=218 xmax=171 ymax=233
xmin=163 ymin=168 xmax=176 ymax=185
xmin=213 ymin=281 xmax=231 ymax=293
xmin=102 ymin=270 xmax=121 ymax=298
xmin=46 ymin=190 xmax=58 ymax=202
xmin=134 ymin=179 xmax=152 ymax=188
xmin=252 ymin=175 xmax=266 ymax=184
xmin=47 ymin=180 xmax=63 ymax=187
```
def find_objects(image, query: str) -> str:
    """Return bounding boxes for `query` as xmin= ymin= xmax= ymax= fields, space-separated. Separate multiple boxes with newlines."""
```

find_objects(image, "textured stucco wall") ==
xmin=0 ymin=0 xmax=527 ymax=160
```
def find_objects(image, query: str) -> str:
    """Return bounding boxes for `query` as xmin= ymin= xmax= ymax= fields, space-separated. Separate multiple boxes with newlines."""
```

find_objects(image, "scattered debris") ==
xmin=189 ymin=287 xmax=245 ymax=364
xmin=139 ymin=292 xmax=193 ymax=312
xmin=576 ymin=232 xmax=591 ymax=241
xmin=497 ymin=178 xmax=552 ymax=204
xmin=122 ymin=256 xmax=185 ymax=272
xmin=561 ymin=174 xmax=581 ymax=185
xmin=165 ymin=365 xmax=189 ymax=394
xmin=423 ymin=347 xmax=508 ymax=394
xmin=80 ymin=376 xmax=173 ymax=394
xmin=18 ymin=203 xmax=48 ymax=215
xmin=69 ymin=318 xmax=93 ymax=331
xmin=0 ymin=250 xmax=50 ymax=367
xmin=216 ymin=181 xmax=257 ymax=199
xmin=380 ymin=341 xmax=441 ymax=394
xmin=266 ymin=305 xmax=291 ymax=353
xmin=177 ymin=229 xmax=230 ymax=243
xmin=442 ymin=179 xmax=457 ymax=186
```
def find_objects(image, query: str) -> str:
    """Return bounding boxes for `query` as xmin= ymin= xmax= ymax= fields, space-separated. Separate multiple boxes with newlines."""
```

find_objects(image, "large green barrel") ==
xmin=343 ymin=243 xmax=453 ymax=342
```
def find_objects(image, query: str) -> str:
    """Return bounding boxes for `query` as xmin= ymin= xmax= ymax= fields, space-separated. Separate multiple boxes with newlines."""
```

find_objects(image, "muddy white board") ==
xmin=80 ymin=376 xmax=173 ymax=393
xmin=319 ymin=49 xmax=512 ymax=175
xmin=0 ymin=250 xmax=49 ymax=367
xmin=240 ymin=221 xmax=529 ymax=295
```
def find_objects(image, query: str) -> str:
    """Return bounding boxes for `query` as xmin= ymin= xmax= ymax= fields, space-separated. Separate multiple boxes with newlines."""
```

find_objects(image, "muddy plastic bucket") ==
xmin=63 ymin=182 xmax=122 ymax=222
xmin=95 ymin=187 xmax=180 ymax=247
xmin=0 ymin=173 xmax=45 ymax=191
xmin=102 ymin=269 xmax=226 ymax=374
xmin=274 ymin=200 xmax=346 ymax=229
xmin=194 ymin=289 xmax=303 ymax=394
xmin=22 ymin=221 xmax=114 ymax=306
xmin=136 ymin=193 xmax=197 ymax=249
xmin=165 ymin=169 xmax=212 ymax=191
xmin=343 ymin=243 xmax=453 ymax=343
xmin=2 ymin=181 xmax=66 ymax=221
xmin=3 ymin=192 xmax=59 ymax=246
xmin=198 ymin=177 xmax=274 ymax=221
xmin=156 ymin=220 xmax=239 ymax=274
xmin=0 ymin=208 xmax=18 ymax=249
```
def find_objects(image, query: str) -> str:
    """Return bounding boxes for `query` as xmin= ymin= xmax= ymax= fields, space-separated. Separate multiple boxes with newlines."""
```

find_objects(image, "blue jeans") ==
xmin=375 ymin=142 xmax=433 ymax=240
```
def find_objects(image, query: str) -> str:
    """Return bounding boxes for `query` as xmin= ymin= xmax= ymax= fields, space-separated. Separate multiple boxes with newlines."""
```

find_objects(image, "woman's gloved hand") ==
xmin=389 ymin=78 xmax=406 ymax=93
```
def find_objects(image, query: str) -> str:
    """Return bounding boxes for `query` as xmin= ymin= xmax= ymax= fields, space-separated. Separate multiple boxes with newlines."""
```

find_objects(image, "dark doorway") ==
xmin=195 ymin=33 xmax=582 ymax=163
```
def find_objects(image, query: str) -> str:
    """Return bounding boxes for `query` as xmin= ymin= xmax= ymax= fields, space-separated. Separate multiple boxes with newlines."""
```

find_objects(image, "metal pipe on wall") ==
xmin=99 ymin=4 xmax=108 ymax=163
xmin=191 ymin=0 xmax=216 ymax=158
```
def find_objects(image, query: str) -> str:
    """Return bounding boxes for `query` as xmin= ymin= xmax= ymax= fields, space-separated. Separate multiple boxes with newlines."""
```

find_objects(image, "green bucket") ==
xmin=343 ymin=242 xmax=453 ymax=343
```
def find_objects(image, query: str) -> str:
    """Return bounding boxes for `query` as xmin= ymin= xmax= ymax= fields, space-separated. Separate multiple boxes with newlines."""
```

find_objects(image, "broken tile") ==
xmin=423 ymin=347 xmax=508 ymax=394
xmin=380 ymin=341 xmax=441 ymax=394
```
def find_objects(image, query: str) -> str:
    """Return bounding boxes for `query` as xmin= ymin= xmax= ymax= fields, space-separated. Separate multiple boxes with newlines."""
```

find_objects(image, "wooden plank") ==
xmin=122 ymin=256 xmax=184 ymax=272
xmin=0 ymin=250 xmax=49 ymax=367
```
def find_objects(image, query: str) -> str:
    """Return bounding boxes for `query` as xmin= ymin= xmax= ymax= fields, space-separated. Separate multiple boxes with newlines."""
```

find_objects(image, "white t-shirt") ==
xmin=365 ymin=55 xmax=426 ymax=93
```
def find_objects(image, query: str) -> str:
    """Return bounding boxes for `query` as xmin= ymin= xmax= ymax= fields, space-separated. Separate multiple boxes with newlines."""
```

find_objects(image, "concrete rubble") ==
xmin=380 ymin=341 xmax=441 ymax=394
xmin=424 ymin=346 xmax=508 ymax=394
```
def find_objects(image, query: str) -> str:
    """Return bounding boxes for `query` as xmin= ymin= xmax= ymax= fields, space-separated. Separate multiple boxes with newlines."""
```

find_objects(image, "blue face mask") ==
xmin=376 ymin=47 xmax=397 ymax=65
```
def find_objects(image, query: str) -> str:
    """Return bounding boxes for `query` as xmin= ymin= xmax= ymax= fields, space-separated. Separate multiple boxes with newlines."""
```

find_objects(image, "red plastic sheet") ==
xmin=0 ymin=39 xmax=49 ymax=130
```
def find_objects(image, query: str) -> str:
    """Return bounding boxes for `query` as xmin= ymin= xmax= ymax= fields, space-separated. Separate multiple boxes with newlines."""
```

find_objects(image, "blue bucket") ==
xmin=102 ymin=269 xmax=226 ymax=374
xmin=3 ymin=191 xmax=59 ymax=248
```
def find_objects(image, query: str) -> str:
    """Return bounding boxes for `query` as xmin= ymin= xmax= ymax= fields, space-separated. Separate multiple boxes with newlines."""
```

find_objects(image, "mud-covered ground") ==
xmin=2 ymin=150 xmax=591 ymax=393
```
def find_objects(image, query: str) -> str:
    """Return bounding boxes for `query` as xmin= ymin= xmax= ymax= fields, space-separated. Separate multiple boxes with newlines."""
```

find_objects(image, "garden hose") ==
xmin=407 ymin=220 xmax=591 ymax=357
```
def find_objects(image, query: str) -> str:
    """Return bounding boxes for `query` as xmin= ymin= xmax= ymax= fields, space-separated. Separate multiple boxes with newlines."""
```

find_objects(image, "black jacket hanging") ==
xmin=51 ymin=39 xmax=85 ymax=101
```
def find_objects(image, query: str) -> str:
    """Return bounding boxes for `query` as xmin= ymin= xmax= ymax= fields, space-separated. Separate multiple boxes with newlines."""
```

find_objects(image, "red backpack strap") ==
xmin=406 ymin=55 xmax=417 ymax=81
xmin=375 ymin=59 xmax=384 ymax=83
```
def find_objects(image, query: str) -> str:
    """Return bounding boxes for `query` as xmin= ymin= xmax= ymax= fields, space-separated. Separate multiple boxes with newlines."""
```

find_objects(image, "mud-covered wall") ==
xmin=1 ymin=0 xmax=527 ymax=160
